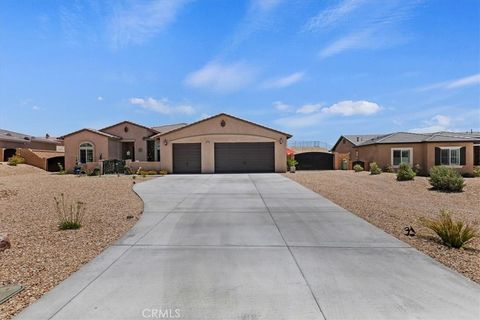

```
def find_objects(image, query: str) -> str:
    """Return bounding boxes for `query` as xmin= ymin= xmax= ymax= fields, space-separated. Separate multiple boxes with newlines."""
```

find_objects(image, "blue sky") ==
xmin=0 ymin=0 xmax=479 ymax=146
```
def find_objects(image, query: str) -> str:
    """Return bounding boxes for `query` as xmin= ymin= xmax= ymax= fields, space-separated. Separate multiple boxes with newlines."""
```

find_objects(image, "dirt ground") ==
xmin=0 ymin=164 xmax=148 ymax=319
xmin=284 ymin=170 xmax=480 ymax=284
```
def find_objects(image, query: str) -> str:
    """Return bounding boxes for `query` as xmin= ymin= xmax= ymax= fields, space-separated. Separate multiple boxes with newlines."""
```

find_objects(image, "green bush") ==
xmin=421 ymin=210 xmax=477 ymax=248
xmin=54 ymin=193 xmax=85 ymax=230
xmin=396 ymin=163 xmax=416 ymax=181
xmin=369 ymin=162 xmax=381 ymax=175
xmin=429 ymin=166 xmax=465 ymax=192
xmin=353 ymin=164 xmax=364 ymax=172
xmin=124 ymin=166 xmax=133 ymax=175
xmin=158 ymin=170 xmax=168 ymax=176
xmin=7 ymin=155 xmax=25 ymax=166
xmin=413 ymin=164 xmax=422 ymax=175
xmin=287 ymin=157 xmax=298 ymax=168
xmin=474 ymin=166 xmax=480 ymax=178
xmin=382 ymin=164 xmax=394 ymax=173
xmin=138 ymin=170 xmax=157 ymax=176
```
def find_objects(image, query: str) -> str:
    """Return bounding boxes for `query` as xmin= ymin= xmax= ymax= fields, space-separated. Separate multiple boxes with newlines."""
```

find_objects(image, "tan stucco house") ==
xmin=62 ymin=113 xmax=291 ymax=173
xmin=332 ymin=131 xmax=480 ymax=175
xmin=0 ymin=128 xmax=64 ymax=171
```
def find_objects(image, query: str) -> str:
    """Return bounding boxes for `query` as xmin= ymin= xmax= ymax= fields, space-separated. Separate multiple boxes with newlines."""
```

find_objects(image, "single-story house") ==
xmin=0 ymin=129 xmax=64 ymax=171
xmin=331 ymin=131 xmax=480 ymax=175
xmin=62 ymin=113 xmax=291 ymax=173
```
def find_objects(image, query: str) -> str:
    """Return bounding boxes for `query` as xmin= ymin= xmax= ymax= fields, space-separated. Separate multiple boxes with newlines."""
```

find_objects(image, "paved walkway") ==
xmin=17 ymin=174 xmax=480 ymax=320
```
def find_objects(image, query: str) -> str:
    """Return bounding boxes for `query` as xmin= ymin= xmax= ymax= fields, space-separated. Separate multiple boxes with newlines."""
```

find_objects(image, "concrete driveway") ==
xmin=17 ymin=174 xmax=480 ymax=320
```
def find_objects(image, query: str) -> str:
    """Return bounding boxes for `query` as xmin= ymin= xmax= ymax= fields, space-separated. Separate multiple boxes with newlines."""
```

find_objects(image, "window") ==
xmin=79 ymin=143 xmax=94 ymax=164
xmin=391 ymin=148 xmax=412 ymax=166
xmin=440 ymin=147 xmax=460 ymax=166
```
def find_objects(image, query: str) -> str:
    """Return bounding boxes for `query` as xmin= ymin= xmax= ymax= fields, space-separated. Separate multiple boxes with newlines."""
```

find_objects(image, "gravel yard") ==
xmin=0 ymin=164 xmax=147 ymax=319
xmin=284 ymin=170 xmax=480 ymax=284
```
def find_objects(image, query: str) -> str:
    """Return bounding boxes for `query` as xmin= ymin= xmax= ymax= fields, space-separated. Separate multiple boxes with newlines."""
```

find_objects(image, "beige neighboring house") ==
xmin=0 ymin=128 xmax=64 ymax=171
xmin=331 ymin=131 xmax=480 ymax=175
xmin=62 ymin=113 xmax=291 ymax=173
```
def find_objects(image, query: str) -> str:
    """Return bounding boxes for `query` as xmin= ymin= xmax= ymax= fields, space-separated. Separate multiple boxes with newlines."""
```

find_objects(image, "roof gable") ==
xmin=100 ymin=121 xmax=158 ymax=134
xmin=152 ymin=113 xmax=292 ymax=139
xmin=61 ymin=128 xmax=121 ymax=139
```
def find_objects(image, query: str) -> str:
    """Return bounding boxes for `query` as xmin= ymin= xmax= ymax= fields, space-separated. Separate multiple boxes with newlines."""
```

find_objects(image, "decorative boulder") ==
xmin=0 ymin=234 xmax=11 ymax=252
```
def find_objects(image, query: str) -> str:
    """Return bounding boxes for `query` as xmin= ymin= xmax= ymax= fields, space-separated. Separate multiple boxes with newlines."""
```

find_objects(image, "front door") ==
xmin=147 ymin=140 xmax=155 ymax=162
xmin=122 ymin=142 xmax=135 ymax=161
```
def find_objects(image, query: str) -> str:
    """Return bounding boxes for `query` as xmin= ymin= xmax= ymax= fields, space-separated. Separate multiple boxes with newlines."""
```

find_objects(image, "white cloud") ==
xmin=109 ymin=0 xmax=189 ymax=48
xmin=314 ymin=0 xmax=419 ymax=58
xmin=262 ymin=72 xmax=304 ymax=89
xmin=97 ymin=96 xmax=104 ymax=101
xmin=32 ymin=105 xmax=40 ymax=111
xmin=275 ymin=100 xmax=381 ymax=128
xmin=319 ymin=30 xmax=374 ymax=58
xmin=305 ymin=0 xmax=365 ymax=30
xmin=273 ymin=101 xmax=292 ymax=112
xmin=275 ymin=112 xmax=326 ymax=128
xmin=185 ymin=61 xmax=257 ymax=93
xmin=129 ymin=97 xmax=195 ymax=115
xmin=417 ymin=74 xmax=480 ymax=91
xmin=296 ymin=103 xmax=322 ymax=114
xmin=409 ymin=114 xmax=453 ymax=133
xmin=323 ymin=100 xmax=381 ymax=116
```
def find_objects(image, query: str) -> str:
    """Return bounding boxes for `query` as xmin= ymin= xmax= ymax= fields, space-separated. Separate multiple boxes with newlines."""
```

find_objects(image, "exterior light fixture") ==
xmin=279 ymin=137 xmax=284 ymax=144
xmin=163 ymin=139 xmax=168 ymax=146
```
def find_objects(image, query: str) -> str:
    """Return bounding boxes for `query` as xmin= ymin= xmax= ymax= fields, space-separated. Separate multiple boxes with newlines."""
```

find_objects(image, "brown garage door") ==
xmin=214 ymin=142 xmax=274 ymax=173
xmin=173 ymin=143 xmax=201 ymax=174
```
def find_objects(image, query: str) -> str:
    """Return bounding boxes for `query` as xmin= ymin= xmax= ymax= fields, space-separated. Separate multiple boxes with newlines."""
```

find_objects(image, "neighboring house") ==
xmin=0 ymin=129 xmax=64 ymax=171
xmin=331 ymin=131 xmax=480 ymax=175
xmin=62 ymin=113 xmax=291 ymax=173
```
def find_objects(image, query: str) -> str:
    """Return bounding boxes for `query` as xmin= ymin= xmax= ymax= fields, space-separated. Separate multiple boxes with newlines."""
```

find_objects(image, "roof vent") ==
xmin=5 ymin=133 xmax=11 ymax=136
xmin=356 ymin=137 xmax=360 ymax=142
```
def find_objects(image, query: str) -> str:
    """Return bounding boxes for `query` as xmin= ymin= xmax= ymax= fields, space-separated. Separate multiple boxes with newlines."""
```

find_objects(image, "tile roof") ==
xmin=341 ymin=131 xmax=480 ymax=147
xmin=151 ymin=123 xmax=187 ymax=134
xmin=0 ymin=129 xmax=60 ymax=144
xmin=61 ymin=128 xmax=121 ymax=139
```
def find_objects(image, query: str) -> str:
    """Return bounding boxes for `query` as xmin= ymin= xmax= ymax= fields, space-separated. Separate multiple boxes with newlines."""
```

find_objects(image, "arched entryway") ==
xmin=3 ymin=148 xmax=16 ymax=161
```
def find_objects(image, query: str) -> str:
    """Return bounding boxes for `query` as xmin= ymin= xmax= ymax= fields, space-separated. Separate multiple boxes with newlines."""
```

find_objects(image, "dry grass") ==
xmin=284 ymin=170 xmax=480 ymax=283
xmin=0 ymin=164 xmax=147 ymax=319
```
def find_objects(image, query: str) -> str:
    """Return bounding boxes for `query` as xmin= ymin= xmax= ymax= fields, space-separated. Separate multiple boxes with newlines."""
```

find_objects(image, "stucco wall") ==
xmin=102 ymin=123 xmax=155 ymax=161
xmin=333 ymin=138 xmax=357 ymax=160
xmin=158 ymin=115 xmax=288 ymax=173
xmin=356 ymin=143 xmax=426 ymax=172
xmin=355 ymin=142 xmax=474 ymax=174
xmin=16 ymin=148 xmax=47 ymax=170
xmin=425 ymin=141 xmax=474 ymax=175
xmin=64 ymin=131 xmax=110 ymax=172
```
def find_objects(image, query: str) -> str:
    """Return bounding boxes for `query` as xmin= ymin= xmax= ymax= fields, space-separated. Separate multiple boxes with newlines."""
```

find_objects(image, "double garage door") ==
xmin=172 ymin=142 xmax=275 ymax=173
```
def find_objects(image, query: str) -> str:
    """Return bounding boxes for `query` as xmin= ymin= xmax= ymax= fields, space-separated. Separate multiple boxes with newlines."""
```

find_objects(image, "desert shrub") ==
xmin=287 ymin=157 xmax=298 ymax=168
xmin=413 ymin=164 xmax=422 ymax=175
xmin=369 ymin=162 xmax=381 ymax=175
xmin=7 ymin=155 xmax=25 ymax=166
xmin=382 ymin=164 xmax=394 ymax=173
xmin=138 ymin=170 xmax=157 ymax=176
xmin=89 ymin=167 xmax=100 ymax=176
xmin=421 ymin=210 xmax=477 ymax=248
xmin=124 ymin=166 xmax=133 ymax=175
xmin=474 ymin=166 xmax=480 ymax=178
xmin=54 ymin=193 xmax=85 ymax=230
xmin=58 ymin=163 xmax=66 ymax=175
xmin=396 ymin=163 xmax=416 ymax=181
xmin=429 ymin=166 xmax=465 ymax=192
xmin=353 ymin=164 xmax=364 ymax=172
xmin=158 ymin=170 xmax=168 ymax=176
